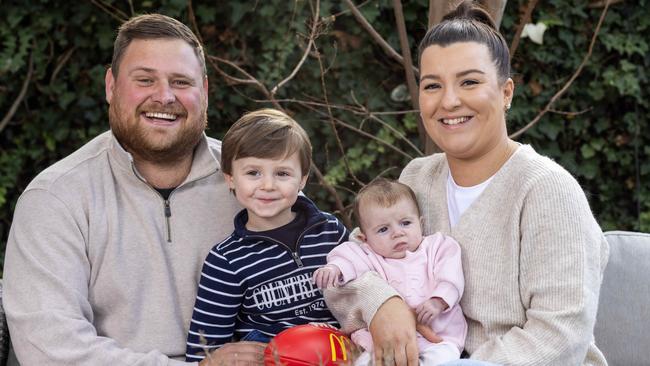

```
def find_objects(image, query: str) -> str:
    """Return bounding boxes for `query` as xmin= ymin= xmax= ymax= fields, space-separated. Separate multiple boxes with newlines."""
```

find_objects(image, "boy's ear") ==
xmin=299 ymin=175 xmax=308 ymax=190
xmin=223 ymin=172 xmax=235 ymax=190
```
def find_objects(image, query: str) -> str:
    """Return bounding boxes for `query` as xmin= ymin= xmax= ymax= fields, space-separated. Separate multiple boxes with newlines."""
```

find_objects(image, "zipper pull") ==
xmin=292 ymin=252 xmax=303 ymax=267
xmin=164 ymin=200 xmax=172 ymax=218
xmin=164 ymin=200 xmax=172 ymax=243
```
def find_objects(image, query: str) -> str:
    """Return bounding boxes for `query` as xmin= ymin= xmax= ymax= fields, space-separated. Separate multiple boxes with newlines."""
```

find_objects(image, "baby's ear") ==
xmin=419 ymin=216 xmax=425 ymax=227
xmin=350 ymin=227 xmax=366 ymax=243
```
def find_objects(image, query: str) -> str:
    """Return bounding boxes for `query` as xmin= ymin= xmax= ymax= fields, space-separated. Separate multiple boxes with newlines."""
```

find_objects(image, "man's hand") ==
xmin=415 ymin=297 xmax=448 ymax=326
xmin=312 ymin=265 xmax=341 ymax=289
xmin=369 ymin=297 xmax=418 ymax=366
xmin=199 ymin=341 xmax=266 ymax=366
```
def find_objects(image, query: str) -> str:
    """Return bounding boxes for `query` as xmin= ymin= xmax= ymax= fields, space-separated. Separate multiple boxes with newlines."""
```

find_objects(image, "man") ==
xmin=3 ymin=14 xmax=265 ymax=365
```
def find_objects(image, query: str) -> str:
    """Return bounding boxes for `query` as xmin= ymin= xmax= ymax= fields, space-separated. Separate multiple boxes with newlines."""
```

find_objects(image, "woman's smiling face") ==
xmin=418 ymin=41 xmax=513 ymax=161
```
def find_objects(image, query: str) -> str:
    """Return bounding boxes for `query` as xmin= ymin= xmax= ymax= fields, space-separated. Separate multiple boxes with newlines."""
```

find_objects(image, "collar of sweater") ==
xmin=232 ymin=195 xmax=327 ymax=238
xmin=108 ymin=131 xmax=219 ymax=187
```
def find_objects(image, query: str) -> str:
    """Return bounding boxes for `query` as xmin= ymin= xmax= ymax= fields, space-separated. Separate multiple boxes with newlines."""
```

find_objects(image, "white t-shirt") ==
xmin=446 ymin=173 xmax=493 ymax=228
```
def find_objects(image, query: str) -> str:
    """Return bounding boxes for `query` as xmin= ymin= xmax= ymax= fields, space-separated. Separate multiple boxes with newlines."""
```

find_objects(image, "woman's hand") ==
xmin=369 ymin=297 xmax=419 ymax=366
xmin=199 ymin=341 xmax=266 ymax=366
xmin=415 ymin=323 xmax=443 ymax=344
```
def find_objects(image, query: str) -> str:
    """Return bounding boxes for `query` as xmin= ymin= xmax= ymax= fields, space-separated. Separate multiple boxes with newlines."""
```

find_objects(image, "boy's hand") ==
xmin=200 ymin=341 xmax=266 ymax=366
xmin=312 ymin=265 xmax=341 ymax=289
xmin=415 ymin=297 xmax=448 ymax=326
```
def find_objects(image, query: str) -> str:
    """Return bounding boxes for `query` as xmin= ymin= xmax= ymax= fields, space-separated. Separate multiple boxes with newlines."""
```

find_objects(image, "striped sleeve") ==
xmin=185 ymin=242 xmax=244 ymax=361
xmin=337 ymin=217 xmax=350 ymax=244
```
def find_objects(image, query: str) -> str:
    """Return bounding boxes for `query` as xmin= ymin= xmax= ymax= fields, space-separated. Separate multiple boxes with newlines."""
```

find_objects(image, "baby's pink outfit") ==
xmin=327 ymin=232 xmax=467 ymax=353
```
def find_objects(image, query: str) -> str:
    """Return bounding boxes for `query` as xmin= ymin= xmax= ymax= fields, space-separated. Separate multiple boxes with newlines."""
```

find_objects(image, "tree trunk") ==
xmin=428 ymin=0 xmax=507 ymax=29
xmin=481 ymin=0 xmax=508 ymax=29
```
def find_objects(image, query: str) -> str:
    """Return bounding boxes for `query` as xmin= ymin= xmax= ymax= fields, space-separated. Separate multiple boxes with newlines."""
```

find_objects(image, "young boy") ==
xmin=313 ymin=178 xmax=466 ymax=366
xmin=185 ymin=109 xmax=348 ymax=362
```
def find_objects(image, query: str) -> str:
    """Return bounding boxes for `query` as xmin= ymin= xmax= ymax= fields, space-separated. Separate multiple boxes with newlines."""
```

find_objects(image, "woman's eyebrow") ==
xmin=420 ymin=69 xmax=485 ymax=81
xmin=456 ymin=69 xmax=485 ymax=77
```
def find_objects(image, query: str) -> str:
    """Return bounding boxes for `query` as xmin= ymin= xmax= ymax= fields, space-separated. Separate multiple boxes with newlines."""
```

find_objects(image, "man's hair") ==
xmin=111 ymin=13 xmax=206 ymax=77
xmin=221 ymin=109 xmax=312 ymax=177
xmin=353 ymin=178 xmax=421 ymax=228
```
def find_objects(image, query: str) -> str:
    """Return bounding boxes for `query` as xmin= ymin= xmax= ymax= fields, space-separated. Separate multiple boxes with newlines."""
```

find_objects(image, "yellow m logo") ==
xmin=328 ymin=333 xmax=348 ymax=362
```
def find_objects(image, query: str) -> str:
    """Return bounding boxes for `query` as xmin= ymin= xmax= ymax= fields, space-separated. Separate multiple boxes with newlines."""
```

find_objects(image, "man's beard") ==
xmin=109 ymin=96 xmax=207 ymax=165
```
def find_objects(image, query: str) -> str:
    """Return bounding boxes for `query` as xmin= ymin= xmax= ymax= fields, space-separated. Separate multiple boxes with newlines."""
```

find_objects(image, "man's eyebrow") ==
xmin=169 ymin=72 xmax=194 ymax=80
xmin=127 ymin=69 xmax=196 ymax=83
xmin=128 ymin=67 xmax=156 ymax=75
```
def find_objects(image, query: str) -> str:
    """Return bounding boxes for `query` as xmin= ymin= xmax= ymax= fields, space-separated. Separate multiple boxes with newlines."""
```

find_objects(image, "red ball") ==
xmin=264 ymin=324 xmax=354 ymax=366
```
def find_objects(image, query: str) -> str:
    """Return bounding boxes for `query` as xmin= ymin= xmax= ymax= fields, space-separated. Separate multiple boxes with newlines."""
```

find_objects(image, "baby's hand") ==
xmin=415 ymin=297 xmax=448 ymax=325
xmin=312 ymin=265 xmax=341 ymax=289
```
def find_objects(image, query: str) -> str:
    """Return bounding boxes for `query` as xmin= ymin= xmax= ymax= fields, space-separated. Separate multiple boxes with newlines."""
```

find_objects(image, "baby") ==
xmin=313 ymin=178 xmax=467 ymax=365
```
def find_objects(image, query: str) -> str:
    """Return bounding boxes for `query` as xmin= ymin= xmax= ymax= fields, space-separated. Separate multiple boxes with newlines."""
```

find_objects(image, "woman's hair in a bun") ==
xmin=442 ymin=0 xmax=497 ymax=30
xmin=419 ymin=0 xmax=510 ymax=82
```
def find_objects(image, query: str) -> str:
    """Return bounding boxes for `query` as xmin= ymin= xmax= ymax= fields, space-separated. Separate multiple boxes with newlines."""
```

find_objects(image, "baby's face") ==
xmin=359 ymin=197 xmax=423 ymax=259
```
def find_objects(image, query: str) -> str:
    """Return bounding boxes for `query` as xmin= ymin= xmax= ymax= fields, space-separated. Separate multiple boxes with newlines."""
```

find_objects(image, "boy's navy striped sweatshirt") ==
xmin=185 ymin=196 xmax=348 ymax=361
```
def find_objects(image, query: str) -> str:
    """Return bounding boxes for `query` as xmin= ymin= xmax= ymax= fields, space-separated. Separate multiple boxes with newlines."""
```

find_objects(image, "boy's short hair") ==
xmin=353 ymin=178 xmax=421 ymax=228
xmin=221 ymin=108 xmax=312 ymax=176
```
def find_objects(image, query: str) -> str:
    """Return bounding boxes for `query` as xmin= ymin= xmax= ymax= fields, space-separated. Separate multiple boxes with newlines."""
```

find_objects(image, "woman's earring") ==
xmin=505 ymin=103 xmax=511 ymax=111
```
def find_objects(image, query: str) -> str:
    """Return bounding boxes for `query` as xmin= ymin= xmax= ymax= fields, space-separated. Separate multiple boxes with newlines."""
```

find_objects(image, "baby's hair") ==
xmin=221 ymin=108 xmax=312 ymax=176
xmin=353 ymin=178 xmax=421 ymax=228
xmin=418 ymin=0 xmax=510 ymax=83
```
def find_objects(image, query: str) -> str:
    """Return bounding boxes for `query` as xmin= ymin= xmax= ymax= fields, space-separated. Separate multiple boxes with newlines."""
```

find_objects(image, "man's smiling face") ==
xmin=105 ymin=38 xmax=208 ymax=164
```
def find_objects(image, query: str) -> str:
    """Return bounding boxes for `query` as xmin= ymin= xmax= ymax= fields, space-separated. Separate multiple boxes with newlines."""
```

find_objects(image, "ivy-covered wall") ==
xmin=1 ymin=0 xmax=648 ymax=267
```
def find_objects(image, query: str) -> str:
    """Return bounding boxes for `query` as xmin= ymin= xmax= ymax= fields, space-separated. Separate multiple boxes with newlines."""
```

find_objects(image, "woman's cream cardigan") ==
xmin=325 ymin=145 xmax=609 ymax=366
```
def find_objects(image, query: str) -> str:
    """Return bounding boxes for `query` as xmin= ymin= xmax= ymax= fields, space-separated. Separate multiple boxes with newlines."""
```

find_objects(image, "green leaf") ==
xmin=230 ymin=2 xmax=249 ymax=25
xmin=196 ymin=5 xmax=216 ymax=23
xmin=581 ymin=144 xmax=596 ymax=159
xmin=580 ymin=160 xmax=598 ymax=179
xmin=44 ymin=134 xmax=56 ymax=152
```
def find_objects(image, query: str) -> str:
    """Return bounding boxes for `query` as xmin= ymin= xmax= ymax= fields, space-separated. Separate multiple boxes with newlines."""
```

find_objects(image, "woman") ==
xmin=325 ymin=2 xmax=609 ymax=365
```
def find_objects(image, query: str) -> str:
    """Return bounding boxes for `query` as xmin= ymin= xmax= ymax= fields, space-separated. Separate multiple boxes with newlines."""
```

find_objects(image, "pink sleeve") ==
xmin=327 ymin=242 xmax=377 ymax=285
xmin=426 ymin=233 xmax=464 ymax=310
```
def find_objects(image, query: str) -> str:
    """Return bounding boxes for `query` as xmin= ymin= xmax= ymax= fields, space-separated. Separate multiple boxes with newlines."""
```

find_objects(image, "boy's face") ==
xmin=224 ymin=152 xmax=307 ymax=231
xmin=357 ymin=197 xmax=423 ymax=259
